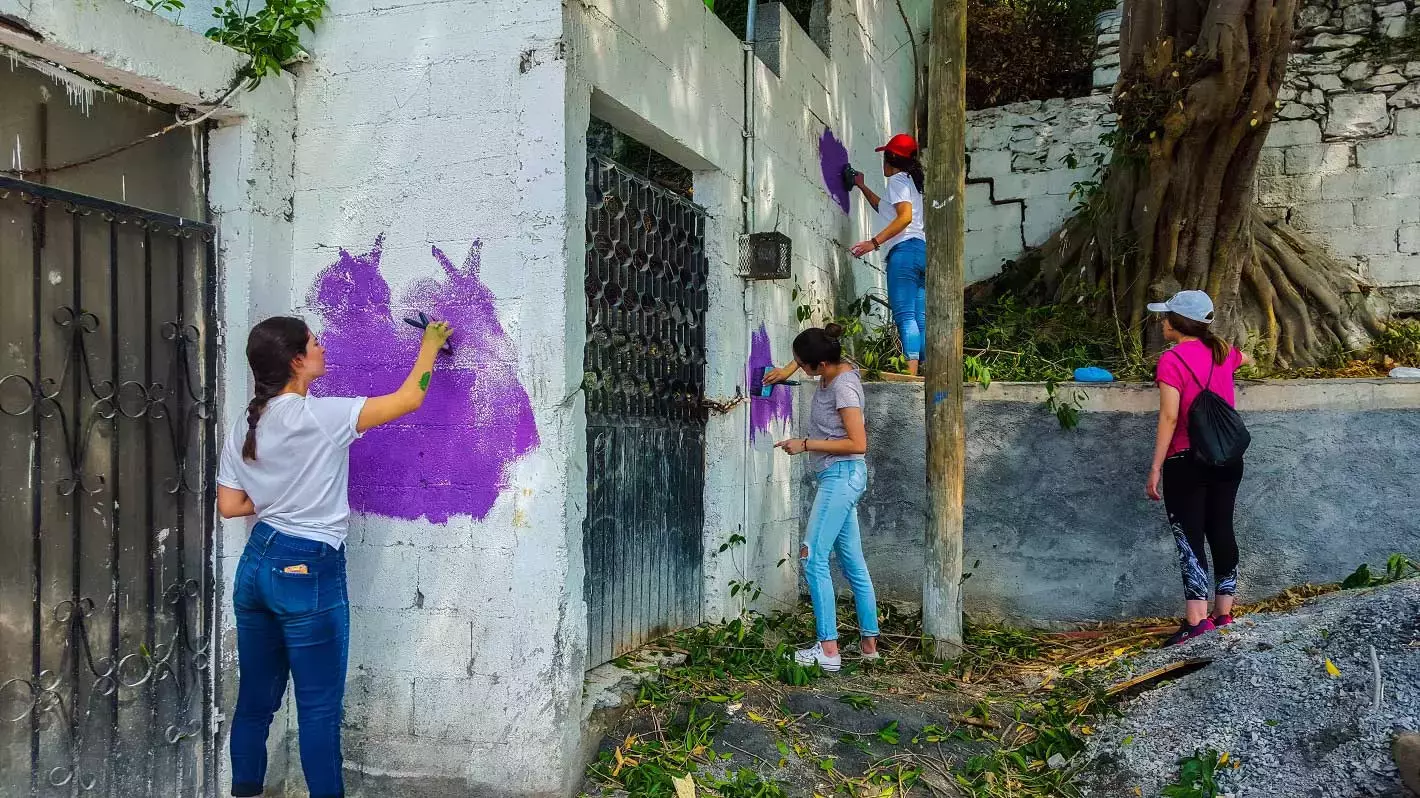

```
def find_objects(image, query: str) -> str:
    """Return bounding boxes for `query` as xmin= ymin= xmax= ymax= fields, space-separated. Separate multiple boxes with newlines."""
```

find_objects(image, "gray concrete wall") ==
xmin=808 ymin=379 xmax=1420 ymax=626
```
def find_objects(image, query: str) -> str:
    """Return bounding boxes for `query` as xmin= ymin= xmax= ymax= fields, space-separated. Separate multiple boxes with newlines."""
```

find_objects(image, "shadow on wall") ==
xmin=308 ymin=236 xmax=539 ymax=524
xmin=826 ymin=383 xmax=1420 ymax=625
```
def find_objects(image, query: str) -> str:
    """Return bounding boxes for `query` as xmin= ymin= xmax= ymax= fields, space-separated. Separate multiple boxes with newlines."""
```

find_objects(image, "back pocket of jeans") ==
xmin=268 ymin=569 xmax=319 ymax=616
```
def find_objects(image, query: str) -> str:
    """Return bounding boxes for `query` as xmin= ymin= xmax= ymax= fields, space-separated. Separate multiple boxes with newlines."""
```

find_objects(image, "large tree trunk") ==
xmin=997 ymin=0 xmax=1387 ymax=367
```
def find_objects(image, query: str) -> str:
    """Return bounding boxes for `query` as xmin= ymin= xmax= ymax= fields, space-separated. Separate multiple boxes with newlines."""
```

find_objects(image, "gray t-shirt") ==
xmin=809 ymin=369 xmax=866 ymax=472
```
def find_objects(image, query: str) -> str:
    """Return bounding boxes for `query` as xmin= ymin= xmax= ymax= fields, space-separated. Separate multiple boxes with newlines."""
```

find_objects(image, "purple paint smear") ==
xmin=818 ymin=127 xmax=851 ymax=214
xmin=748 ymin=325 xmax=793 ymax=442
xmin=310 ymin=236 xmax=539 ymax=524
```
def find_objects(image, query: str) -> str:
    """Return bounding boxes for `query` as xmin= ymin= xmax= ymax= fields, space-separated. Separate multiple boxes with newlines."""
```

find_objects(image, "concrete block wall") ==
xmin=565 ymin=0 xmax=929 ymax=631
xmin=965 ymin=0 xmax=1420 ymax=309
xmin=282 ymin=1 xmax=582 ymax=796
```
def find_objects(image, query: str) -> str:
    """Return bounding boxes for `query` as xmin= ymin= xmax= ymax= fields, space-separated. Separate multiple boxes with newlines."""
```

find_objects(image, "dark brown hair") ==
xmin=242 ymin=316 xmax=310 ymax=461
xmin=1167 ymin=312 xmax=1230 ymax=366
xmin=884 ymin=151 xmax=925 ymax=193
xmin=792 ymin=323 xmax=845 ymax=369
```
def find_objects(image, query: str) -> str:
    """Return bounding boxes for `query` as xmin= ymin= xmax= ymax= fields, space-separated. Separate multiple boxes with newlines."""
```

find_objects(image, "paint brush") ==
xmin=841 ymin=164 xmax=860 ymax=191
xmin=752 ymin=366 xmax=799 ymax=398
xmin=403 ymin=311 xmax=454 ymax=354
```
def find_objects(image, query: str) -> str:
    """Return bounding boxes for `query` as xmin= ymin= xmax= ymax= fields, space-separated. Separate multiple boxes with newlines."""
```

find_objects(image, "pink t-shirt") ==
xmin=1156 ymin=340 xmax=1242 ymax=456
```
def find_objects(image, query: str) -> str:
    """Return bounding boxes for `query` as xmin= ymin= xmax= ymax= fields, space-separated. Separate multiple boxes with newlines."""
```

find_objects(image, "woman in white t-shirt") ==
xmin=849 ymin=133 xmax=928 ymax=376
xmin=216 ymin=315 xmax=451 ymax=798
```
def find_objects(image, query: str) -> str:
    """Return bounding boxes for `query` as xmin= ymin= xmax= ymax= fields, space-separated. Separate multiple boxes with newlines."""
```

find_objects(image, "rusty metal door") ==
xmin=583 ymin=155 xmax=708 ymax=667
xmin=0 ymin=176 xmax=217 ymax=797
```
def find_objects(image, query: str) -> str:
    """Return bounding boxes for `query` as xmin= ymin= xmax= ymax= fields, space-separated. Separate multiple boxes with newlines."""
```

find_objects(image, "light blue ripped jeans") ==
xmin=886 ymin=238 xmax=927 ymax=361
xmin=801 ymin=459 xmax=880 ymax=642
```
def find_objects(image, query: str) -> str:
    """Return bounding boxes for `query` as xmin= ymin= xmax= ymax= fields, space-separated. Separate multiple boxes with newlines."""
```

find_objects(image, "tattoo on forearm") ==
xmin=419 ymin=371 xmax=431 ymax=391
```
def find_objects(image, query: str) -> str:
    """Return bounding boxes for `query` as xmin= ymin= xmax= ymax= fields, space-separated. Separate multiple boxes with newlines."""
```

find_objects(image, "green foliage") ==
xmin=1341 ymin=554 xmax=1420 ymax=589
xmin=794 ymin=280 xmax=993 ymax=383
xmin=206 ymin=0 xmax=330 ymax=86
xmin=1161 ymin=749 xmax=1227 ymax=798
xmin=1373 ymin=319 xmax=1420 ymax=367
xmin=710 ymin=0 xmax=817 ymax=40
xmin=128 ymin=0 xmax=326 ymax=85
xmin=966 ymin=0 xmax=1118 ymax=109
xmin=838 ymin=693 xmax=876 ymax=711
xmin=965 ymin=291 xmax=1148 ymax=383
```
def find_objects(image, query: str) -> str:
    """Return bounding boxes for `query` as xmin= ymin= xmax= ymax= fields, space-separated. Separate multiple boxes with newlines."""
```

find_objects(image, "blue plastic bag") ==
xmin=1073 ymin=366 xmax=1115 ymax=383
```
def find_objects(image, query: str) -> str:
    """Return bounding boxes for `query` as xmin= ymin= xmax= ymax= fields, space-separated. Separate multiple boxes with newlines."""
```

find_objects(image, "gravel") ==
xmin=1080 ymin=579 xmax=1420 ymax=797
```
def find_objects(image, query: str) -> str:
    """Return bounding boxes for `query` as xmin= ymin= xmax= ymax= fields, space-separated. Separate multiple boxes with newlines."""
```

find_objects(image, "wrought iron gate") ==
xmin=583 ymin=155 xmax=708 ymax=667
xmin=0 ymin=176 xmax=217 ymax=796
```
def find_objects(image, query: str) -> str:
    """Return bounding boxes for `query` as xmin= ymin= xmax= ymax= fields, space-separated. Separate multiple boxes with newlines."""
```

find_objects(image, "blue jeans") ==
xmin=886 ymin=238 xmax=927 ymax=361
xmin=801 ymin=460 xmax=879 ymax=642
xmin=230 ymin=522 xmax=349 ymax=798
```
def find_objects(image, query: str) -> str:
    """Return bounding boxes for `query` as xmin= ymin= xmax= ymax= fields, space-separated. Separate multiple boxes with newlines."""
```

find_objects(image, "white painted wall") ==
xmin=566 ymin=0 xmax=930 ymax=639
xmin=965 ymin=0 xmax=1420 ymax=312
xmin=284 ymin=1 xmax=581 ymax=796
xmin=12 ymin=0 xmax=930 ymax=794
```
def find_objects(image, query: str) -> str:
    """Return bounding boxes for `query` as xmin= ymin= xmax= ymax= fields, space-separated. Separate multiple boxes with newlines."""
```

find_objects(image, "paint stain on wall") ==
xmin=818 ymin=127 xmax=851 ymax=214
xmin=310 ymin=236 xmax=539 ymax=523
xmin=748 ymin=324 xmax=793 ymax=441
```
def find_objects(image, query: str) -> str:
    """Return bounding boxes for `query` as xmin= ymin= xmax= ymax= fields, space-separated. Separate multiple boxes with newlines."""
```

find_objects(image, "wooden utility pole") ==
xmin=921 ymin=0 xmax=967 ymax=658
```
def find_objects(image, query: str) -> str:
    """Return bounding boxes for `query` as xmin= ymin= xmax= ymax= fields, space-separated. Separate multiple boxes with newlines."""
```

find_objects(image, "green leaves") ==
xmin=1161 ymin=749 xmax=1225 ymax=798
xmin=133 ymin=0 xmax=186 ymax=12
xmin=205 ymin=0 xmax=329 ymax=86
xmin=1342 ymin=554 xmax=1420 ymax=589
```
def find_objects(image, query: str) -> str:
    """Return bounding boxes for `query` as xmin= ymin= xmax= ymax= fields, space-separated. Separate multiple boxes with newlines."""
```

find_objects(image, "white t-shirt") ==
xmin=876 ymin=171 xmax=926 ymax=252
xmin=217 ymin=393 xmax=367 ymax=548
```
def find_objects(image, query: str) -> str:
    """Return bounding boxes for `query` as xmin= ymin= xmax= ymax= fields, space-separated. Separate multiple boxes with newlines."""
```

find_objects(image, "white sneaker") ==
xmin=794 ymin=643 xmax=841 ymax=672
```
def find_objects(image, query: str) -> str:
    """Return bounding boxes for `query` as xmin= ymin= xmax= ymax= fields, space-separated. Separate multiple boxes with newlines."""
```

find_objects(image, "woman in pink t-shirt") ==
xmin=1144 ymin=290 xmax=1252 ymax=646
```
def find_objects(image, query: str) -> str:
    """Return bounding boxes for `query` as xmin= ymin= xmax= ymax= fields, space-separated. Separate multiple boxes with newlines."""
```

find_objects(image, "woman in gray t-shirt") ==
xmin=764 ymin=324 xmax=880 ymax=672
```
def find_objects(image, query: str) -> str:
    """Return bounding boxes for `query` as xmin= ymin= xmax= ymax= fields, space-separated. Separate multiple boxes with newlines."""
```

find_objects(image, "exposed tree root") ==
xmin=983 ymin=205 xmax=1388 ymax=370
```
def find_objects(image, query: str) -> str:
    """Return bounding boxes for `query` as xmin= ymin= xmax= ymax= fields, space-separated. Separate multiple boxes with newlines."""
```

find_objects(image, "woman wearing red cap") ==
xmin=850 ymin=133 xmax=927 ymax=376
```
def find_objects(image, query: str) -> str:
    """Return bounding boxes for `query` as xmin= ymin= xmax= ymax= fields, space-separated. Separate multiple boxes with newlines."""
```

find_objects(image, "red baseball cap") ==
xmin=875 ymin=133 xmax=918 ymax=158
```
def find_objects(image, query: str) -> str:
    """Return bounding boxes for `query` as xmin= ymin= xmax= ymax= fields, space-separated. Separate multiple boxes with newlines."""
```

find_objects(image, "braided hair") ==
xmin=242 ymin=316 xmax=311 ymax=461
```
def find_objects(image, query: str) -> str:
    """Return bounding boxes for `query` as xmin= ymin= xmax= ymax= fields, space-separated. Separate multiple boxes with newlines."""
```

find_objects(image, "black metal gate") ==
xmin=583 ymin=155 xmax=708 ymax=667
xmin=0 ymin=176 xmax=217 ymax=796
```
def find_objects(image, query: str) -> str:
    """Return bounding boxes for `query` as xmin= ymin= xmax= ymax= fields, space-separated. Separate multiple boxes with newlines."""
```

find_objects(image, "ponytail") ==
xmin=884 ymin=151 xmax=925 ymax=193
xmin=1202 ymin=330 xmax=1230 ymax=366
xmin=1166 ymin=312 xmax=1230 ymax=365
xmin=241 ymin=316 xmax=311 ymax=461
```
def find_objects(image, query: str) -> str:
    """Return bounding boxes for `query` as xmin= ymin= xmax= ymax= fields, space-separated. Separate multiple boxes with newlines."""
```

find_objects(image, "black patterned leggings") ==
xmin=1162 ymin=453 xmax=1244 ymax=601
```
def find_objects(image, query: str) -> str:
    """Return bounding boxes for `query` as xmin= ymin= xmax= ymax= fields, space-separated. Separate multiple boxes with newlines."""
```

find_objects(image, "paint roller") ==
xmin=750 ymin=366 xmax=799 ymax=398
xmin=403 ymin=311 xmax=454 ymax=354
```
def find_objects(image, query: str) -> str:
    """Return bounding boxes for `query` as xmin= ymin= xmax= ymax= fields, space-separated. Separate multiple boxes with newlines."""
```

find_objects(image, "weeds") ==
xmin=1341 ymin=553 xmax=1420 ymax=590
xmin=1160 ymin=749 xmax=1237 ymax=798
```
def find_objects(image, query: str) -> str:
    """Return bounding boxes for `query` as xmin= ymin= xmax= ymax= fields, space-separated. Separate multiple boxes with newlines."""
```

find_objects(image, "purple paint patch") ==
xmin=818 ymin=127 xmax=851 ymax=214
xmin=748 ymin=325 xmax=793 ymax=442
xmin=310 ymin=236 xmax=539 ymax=524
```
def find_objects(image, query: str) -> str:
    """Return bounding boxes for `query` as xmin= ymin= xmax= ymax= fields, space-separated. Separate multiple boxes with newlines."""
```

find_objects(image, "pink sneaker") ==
xmin=1164 ymin=618 xmax=1216 ymax=647
xmin=1211 ymin=613 xmax=1234 ymax=627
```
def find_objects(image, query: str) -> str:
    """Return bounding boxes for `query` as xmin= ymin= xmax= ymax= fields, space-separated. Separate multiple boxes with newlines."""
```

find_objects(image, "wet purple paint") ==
xmin=748 ymin=324 xmax=793 ymax=442
xmin=310 ymin=236 xmax=538 ymax=524
xmin=818 ymin=127 xmax=851 ymax=214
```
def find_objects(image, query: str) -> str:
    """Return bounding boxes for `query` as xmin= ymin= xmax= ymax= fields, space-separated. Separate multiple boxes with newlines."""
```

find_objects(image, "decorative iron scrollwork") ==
xmin=0 ymin=174 xmax=216 ymax=795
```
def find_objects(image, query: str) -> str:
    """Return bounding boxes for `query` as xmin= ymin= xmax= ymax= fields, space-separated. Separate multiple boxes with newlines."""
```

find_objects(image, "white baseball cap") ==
xmin=1147 ymin=290 xmax=1215 ymax=323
